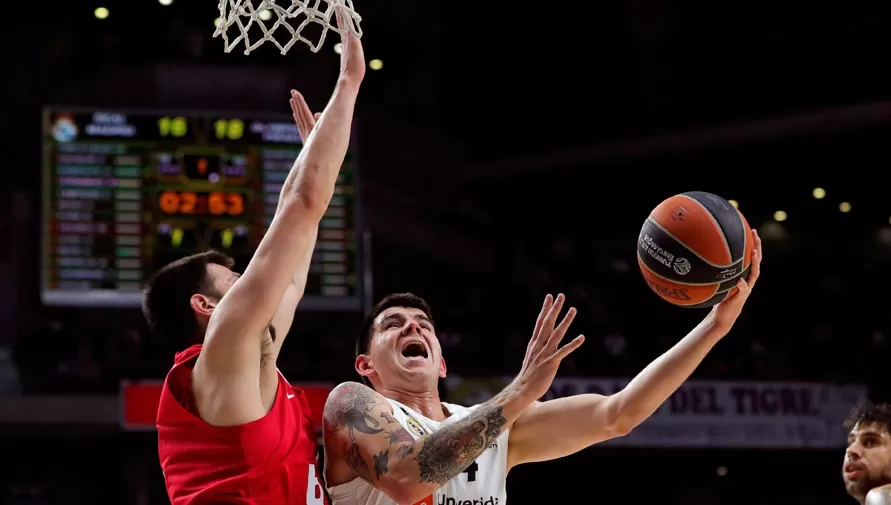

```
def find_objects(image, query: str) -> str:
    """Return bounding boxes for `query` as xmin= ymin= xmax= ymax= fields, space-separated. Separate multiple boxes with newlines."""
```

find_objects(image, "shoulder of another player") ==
xmin=866 ymin=484 xmax=891 ymax=505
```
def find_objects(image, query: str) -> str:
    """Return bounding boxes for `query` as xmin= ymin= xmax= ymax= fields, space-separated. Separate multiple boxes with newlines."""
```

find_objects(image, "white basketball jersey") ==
xmin=328 ymin=398 xmax=510 ymax=505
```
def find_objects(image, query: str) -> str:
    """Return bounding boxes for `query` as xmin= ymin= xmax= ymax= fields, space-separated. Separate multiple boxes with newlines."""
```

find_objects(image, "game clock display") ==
xmin=42 ymin=108 xmax=363 ymax=310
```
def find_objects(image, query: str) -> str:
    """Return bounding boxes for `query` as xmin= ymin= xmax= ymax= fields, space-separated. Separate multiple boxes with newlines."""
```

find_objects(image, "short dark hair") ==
xmin=356 ymin=293 xmax=434 ymax=358
xmin=142 ymin=250 xmax=234 ymax=347
xmin=844 ymin=403 xmax=891 ymax=435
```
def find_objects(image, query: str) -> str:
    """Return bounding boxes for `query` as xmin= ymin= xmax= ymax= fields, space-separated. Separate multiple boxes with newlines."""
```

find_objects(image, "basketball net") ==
xmin=214 ymin=0 xmax=362 ymax=55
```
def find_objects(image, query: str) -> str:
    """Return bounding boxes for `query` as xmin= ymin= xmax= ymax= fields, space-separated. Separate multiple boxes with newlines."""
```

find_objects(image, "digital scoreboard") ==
xmin=41 ymin=108 xmax=363 ymax=310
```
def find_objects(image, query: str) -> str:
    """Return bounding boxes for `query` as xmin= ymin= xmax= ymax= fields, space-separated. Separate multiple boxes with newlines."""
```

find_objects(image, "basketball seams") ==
xmin=676 ymin=194 xmax=732 ymax=263
xmin=646 ymin=217 xmax=740 ymax=269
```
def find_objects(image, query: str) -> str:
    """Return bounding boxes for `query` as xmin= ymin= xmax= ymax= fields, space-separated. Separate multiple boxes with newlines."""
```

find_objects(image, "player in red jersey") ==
xmin=143 ymin=12 xmax=364 ymax=505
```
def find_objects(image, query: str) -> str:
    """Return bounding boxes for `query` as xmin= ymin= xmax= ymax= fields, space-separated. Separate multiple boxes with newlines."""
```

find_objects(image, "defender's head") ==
xmin=355 ymin=293 xmax=446 ymax=392
xmin=142 ymin=251 xmax=237 ymax=347
xmin=843 ymin=403 xmax=891 ymax=501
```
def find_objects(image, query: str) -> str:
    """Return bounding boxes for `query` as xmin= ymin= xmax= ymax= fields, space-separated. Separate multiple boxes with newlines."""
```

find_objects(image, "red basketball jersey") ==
xmin=157 ymin=344 xmax=327 ymax=505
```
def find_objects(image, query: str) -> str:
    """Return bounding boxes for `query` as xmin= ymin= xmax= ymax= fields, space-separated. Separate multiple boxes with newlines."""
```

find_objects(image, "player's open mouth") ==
xmin=400 ymin=340 xmax=428 ymax=359
xmin=844 ymin=462 xmax=863 ymax=475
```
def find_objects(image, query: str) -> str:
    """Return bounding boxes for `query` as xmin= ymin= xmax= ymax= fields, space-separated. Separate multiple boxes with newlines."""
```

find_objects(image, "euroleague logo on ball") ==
xmin=670 ymin=205 xmax=688 ymax=222
xmin=672 ymin=257 xmax=691 ymax=276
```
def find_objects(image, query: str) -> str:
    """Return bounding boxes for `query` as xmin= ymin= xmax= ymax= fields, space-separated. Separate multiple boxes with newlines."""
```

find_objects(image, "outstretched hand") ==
xmin=515 ymin=294 xmax=585 ymax=401
xmin=289 ymin=90 xmax=321 ymax=142
xmin=712 ymin=229 xmax=762 ymax=328
xmin=335 ymin=9 xmax=365 ymax=82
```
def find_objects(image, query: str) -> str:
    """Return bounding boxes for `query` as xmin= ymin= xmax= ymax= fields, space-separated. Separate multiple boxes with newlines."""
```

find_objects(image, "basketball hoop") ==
xmin=214 ymin=0 xmax=362 ymax=55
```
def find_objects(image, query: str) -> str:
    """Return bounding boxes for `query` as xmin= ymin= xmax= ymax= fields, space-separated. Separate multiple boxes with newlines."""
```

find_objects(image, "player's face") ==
xmin=843 ymin=422 xmax=891 ymax=500
xmin=359 ymin=306 xmax=446 ymax=390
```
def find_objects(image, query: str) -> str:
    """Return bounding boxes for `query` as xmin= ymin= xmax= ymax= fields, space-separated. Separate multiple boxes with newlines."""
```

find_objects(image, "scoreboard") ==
xmin=41 ymin=108 xmax=363 ymax=310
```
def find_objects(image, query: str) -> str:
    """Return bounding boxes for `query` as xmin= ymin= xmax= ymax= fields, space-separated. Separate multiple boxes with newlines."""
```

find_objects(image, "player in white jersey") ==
xmin=843 ymin=403 xmax=891 ymax=505
xmin=323 ymin=232 xmax=762 ymax=505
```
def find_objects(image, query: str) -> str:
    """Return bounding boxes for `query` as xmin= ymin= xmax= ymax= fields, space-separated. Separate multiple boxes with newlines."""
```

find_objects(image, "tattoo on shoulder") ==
xmin=373 ymin=450 xmax=389 ymax=479
xmin=386 ymin=427 xmax=415 ymax=445
xmin=325 ymin=383 xmax=387 ymax=440
xmin=415 ymin=405 xmax=507 ymax=485
xmin=344 ymin=441 xmax=374 ymax=483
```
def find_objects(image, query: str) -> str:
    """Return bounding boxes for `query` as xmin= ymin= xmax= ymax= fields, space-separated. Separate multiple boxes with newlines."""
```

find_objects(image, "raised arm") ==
xmin=266 ymin=92 xmax=325 ymax=342
xmin=192 ymin=15 xmax=365 ymax=426
xmin=324 ymin=294 xmax=585 ymax=505
xmin=508 ymin=230 xmax=762 ymax=468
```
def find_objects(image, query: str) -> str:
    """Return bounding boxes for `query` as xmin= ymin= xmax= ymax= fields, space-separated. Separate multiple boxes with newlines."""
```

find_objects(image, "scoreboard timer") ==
xmin=42 ymin=108 xmax=364 ymax=310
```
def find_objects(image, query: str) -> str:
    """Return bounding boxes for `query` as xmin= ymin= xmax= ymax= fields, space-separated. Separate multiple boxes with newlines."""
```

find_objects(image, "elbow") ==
xmin=378 ymin=476 xmax=432 ymax=505
xmin=608 ymin=419 xmax=634 ymax=438
xmin=280 ymin=170 xmax=330 ymax=218
xmin=602 ymin=395 xmax=637 ymax=438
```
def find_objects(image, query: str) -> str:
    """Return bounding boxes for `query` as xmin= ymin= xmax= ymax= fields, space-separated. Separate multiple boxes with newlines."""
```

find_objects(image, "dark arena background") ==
xmin=2 ymin=0 xmax=891 ymax=504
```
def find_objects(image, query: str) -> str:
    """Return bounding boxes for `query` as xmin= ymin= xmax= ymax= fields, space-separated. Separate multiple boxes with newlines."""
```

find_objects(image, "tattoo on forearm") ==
xmin=415 ymin=405 xmax=507 ymax=485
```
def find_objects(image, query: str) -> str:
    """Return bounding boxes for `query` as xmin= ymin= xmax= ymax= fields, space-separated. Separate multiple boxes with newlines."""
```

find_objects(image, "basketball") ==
xmin=638 ymin=191 xmax=754 ymax=308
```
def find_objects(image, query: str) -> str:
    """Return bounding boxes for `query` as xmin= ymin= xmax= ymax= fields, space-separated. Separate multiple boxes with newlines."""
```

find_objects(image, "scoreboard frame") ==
xmin=40 ymin=106 xmax=370 ymax=312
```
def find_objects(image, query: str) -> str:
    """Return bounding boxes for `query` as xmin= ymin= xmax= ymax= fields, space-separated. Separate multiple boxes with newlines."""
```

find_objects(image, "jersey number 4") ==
xmin=462 ymin=460 xmax=479 ymax=482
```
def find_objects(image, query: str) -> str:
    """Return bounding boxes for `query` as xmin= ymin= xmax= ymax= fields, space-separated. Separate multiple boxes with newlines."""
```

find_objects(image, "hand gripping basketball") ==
xmin=515 ymin=294 xmax=586 ymax=401
xmin=712 ymin=229 xmax=762 ymax=327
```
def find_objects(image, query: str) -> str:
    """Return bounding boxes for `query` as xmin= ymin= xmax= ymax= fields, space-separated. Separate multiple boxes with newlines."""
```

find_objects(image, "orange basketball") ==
xmin=637 ymin=191 xmax=753 ymax=308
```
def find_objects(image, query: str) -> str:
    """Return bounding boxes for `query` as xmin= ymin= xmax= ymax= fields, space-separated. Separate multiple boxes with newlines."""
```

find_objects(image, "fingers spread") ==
xmin=543 ymin=293 xmax=565 ymax=332
xmin=529 ymin=294 xmax=554 ymax=349
xmin=553 ymin=335 xmax=585 ymax=362
xmin=546 ymin=306 xmax=576 ymax=351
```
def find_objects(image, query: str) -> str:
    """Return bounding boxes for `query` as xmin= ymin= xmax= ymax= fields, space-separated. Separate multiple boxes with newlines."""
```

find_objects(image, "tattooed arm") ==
xmin=867 ymin=485 xmax=891 ymax=505
xmin=322 ymin=381 xmax=532 ymax=505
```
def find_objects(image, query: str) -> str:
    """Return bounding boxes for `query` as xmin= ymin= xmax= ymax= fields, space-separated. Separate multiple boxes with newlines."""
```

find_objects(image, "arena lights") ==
xmin=812 ymin=187 xmax=826 ymax=199
xmin=728 ymin=199 xmax=739 ymax=208
xmin=716 ymin=466 xmax=728 ymax=477
xmin=840 ymin=202 xmax=852 ymax=213
xmin=258 ymin=9 xmax=272 ymax=21
xmin=158 ymin=0 xmax=173 ymax=5
xmin=334 ymin=43 xmax=343 ymax=54
xmin=94 ymin=7 xmax=109 ymax=19
xmin=773 ymin=210 xmax=787 ymax=222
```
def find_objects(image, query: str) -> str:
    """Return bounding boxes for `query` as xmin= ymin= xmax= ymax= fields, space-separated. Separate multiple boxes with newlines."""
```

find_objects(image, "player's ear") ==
xmin=355 ymin=353 xmax=375 ymax=379
xmin=190 ymin=294 xmax=216 ymax=317
xmin=439 ymin=356 xmax=447 ymax=379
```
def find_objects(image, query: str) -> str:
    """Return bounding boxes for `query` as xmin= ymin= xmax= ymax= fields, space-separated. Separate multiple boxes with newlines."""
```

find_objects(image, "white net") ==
xmin=214 ymin=0 xmax=362 ymax=55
